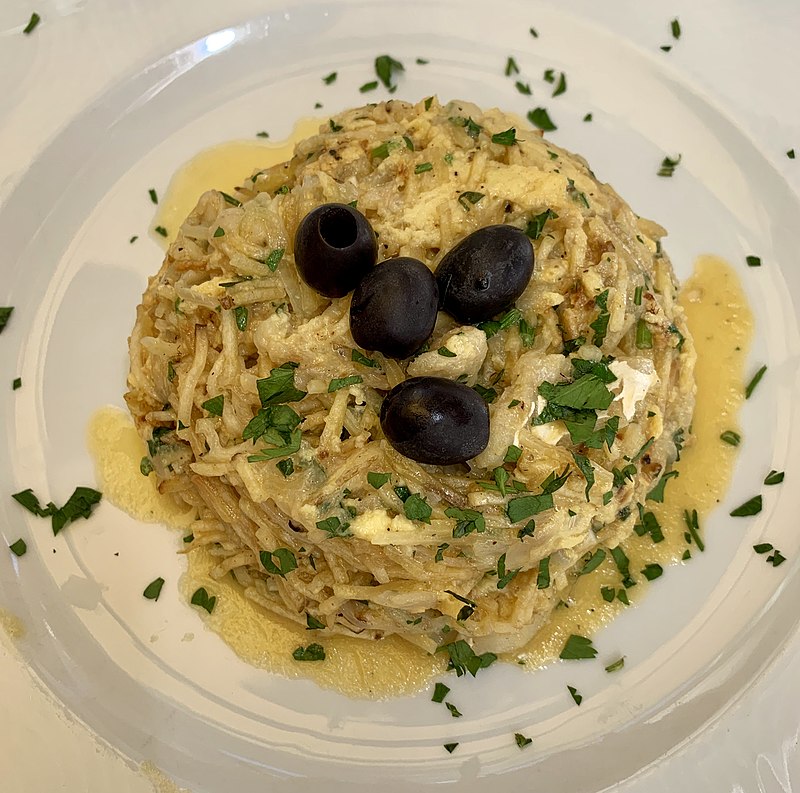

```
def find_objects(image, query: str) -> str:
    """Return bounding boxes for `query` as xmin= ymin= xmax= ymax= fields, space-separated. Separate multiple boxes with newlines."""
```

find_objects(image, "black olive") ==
xmin=294 ymin=203 xmax=377 ymax=297
xmin=350 ymin=257 xmax=439 ymax=359
xmin=435 ymin=224 xmax=534 ymax=323
xmin=380 ymin=377 xmax=490 ymax=465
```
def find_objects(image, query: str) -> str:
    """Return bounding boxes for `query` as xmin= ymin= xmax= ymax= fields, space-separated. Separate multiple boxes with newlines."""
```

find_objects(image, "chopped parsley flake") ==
xmin=567 ymin=685 xmax=583 ymax=705
xmin=404 ymin=493 xmax=432 ymax=523
xmin=730 ymin=495 xmax=762 ymax=517
xmin=329 ymin=118 xmax=343 ymax=132
xmin=720 ymin=430 xmax=741 ymax=446
xmin=256 ymin=131 xmax=270 ymax=138
xmin=527 ymin=107 xmax=556 ymax=132
xmin=524 ymin=208 xmax=558 ymax=240
xmin=753 ymin=543 xmax=773 ymax=554
xmin=263 ymin=247 xmax=285 ymax=271
xmin=515 ymin=81 xmax=532 ymax=95
xmin=571 ymin=452 xmax=595 ymax=500
xmin=646 ymin=472 xmax=678 ymax=504
xmin=328 ymin=374 xmax=363 ymax=392
xmin=190 ymin=587 xmax=216 ymax=614
xmin=635 ymin=319 xmax=653 ymax=349
xmin=446 ymin=702 xmax=462 ymax=718
xmin=306 ymin=613 xmax=325 ymax=630
xmin=12 ymin=377 xmax=22 ymax=390
xmin=529 ymin=27 xmax=538 ymax=37
xmin=605 ymin=657 xmax=625 ymax=673
xmin=148 ymin=188 xmax=158 ymax=205
xmin=417 ymin=58 xmax=429 ymax=65
xmin=515 ymin=733 xmax=533 ymax=748
xmin=444 ymin=743 xmax=459 ymax=754
xmin=23 ymin=12 xmax=41 ymax=34
xmin=491 ymin=127 xmax=518 ymax=146
xmin=375 ymin=55 xmax=404 ymax=89
xmin=641 ymin=563 xmax=663 ymax=581
xmin=256 ymin=364 xmax=306 ymax=406
xmin=437 ymin=345 xmax=456 ymax=357
xmin=143 ymin=577 xmax=165 ymax=601
xmin=497 ymin=553 xmax=521 ymax=589
xmin=139 ymin=457 xmax=154 ymax=476
xmin=201 ymin=394 xmax=224 ymax=416
xmin=440 ymin=639 xmax=497 ymax=677
xmin=322 ymin=71 xmax=337 ymax=84
xmin=458 ymin=191 xmax=485 ymax=211
xmin=536 ymin=555 xmax=551 ymax=589
xmin=745 ymin=365 xmax=767 ymax=399
xmin=129 ymin=235 xmax=138 ymax=243
xmin=9 ymin=539 xmax=27 ymax=557
xmin=315 ymin=517 xmax=352 ymax=538
xmin=504 ymin=56 xmax=519 ymax=76
xmin=260 ymin=548 xmax=298 ymax=578
xmin=367 ymin=471 xmax=391 ymax=489
xmin=670 ymin=17 xmax=681 ymax=39
xmin=579 ymin=548 xmax=606 ymax=575
xmin=504 ymin=444 xmax=522 ymax=463
xmin=788 ymin=149 xmax=796 ymax=159
xmin=154 ymin=225 xmax=168 ymax=238
xmin=552 ymin=72 xmax=567 ymax=97
xmin=764 ymin=470 xmax=785 ymax=485
xmin=415 ymin=162 xmax=434 ymax=174
xmin=213 ymin=227 xmax=225 ymax=237
xmin=432 ymin=682 xmax=450 ymax=703
xmin=352 ymin=349 xmax=379 ymax=368
xmin=583 ymin=113 xmax=593 ymax=122
xmin=12 ymin=486 xmax=102 ymax=536
xmin=746 ymin=255 xmax=761 ymax=267
xmin=293 ymin=643 xmax=326 ymax=661
xmin=276 ymin=458 xmax=294 ymax=478
xmin=768 ymin=550 xmax=787 ymax=567
xmin=234 ymin=305 xmax=248 ymax=331
xmin=560 ymin=634 xmax=597 ymax=660
xmin=657 ymin=154 xmax=682 ymax=177
xmin=506 ymin=493 xmax=553 ymax=523
xmin=0 ymin=306 xmax=15 ymax=334
xmin=359 ymin=80 xmax=379 ymax=93
xmin=445 ymin=507 xmax=485 ymax=538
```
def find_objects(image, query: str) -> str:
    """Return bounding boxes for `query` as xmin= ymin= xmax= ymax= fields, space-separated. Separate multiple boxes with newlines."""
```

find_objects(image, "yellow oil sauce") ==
xmin=87 ymin=407 xmax=195 ymax=530
xmin=0 ymin=608 xmax=25 ymax=641
xmin=152 ymin=118 xmax=322 ymax=247
xmin=513 ymin=254 xmax=753 ymax=667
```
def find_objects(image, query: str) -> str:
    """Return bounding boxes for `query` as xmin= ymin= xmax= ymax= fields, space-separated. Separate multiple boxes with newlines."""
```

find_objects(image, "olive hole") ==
xmin=319 ymin=208 xmax=359 ymax=249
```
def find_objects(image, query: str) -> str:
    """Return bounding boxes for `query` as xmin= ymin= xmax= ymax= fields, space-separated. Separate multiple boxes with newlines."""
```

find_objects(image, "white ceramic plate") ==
xmin=2 ymin=1 xmax=800 ymax=790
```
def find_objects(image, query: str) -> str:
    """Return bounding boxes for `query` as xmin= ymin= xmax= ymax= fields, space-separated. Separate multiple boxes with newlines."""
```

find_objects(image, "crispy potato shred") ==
xmin=126 ymin=99 xmax=695 ymax=656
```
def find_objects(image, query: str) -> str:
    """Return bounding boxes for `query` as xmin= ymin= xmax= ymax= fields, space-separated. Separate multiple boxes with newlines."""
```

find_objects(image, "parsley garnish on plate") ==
xmin=12 ymin=377 xmax=22 ymax=391
xmin=143 ymin=577 xmax=165 ymax=601
xmin=491 ymin=128 xmax=518 ymax=146
xmin=148 ymin=189 xmax=158 ymax=205
xmin=515 ymin=81 xmax=532 ymax=95
xmin=746 ymin=255 xmax=761 ymax=267
xmin=745 ymin=365 xmax=767 ymax=399
xmin=720 ymin=430 xmax=741 ymax=446
xmin=432 ymin=682 xmax=450 ymax=703
xmin=567 ymin=685 xmax=583 ymax=705
xmin=524 ymin=208 xmax=558 ymax=240
xmin=360 ymin=81 xmax=378 ymax=93
xmin=256 ymin=131 xmax=270 ymax=138
xmin=202 ymin=394 xmax=224 ymax=416
xmin=375 ymin=55 xmax=404 ymax=90
xmin=670 ymin=18 xmax=681 ymax=39
xmin=9 ymin=539 xmax=27 ymax=557
xmin=0 ymin=306 xmax=14 ymax=334
xmin=439 ymin=639 xmax=497 ymax=677
xmin=191 ymin=587 xmax=216 ymax=614
xmin=444 ymin=743 xmax=459 ymax=754
xmin=527 ymin=107 xmax=556 ymax=132
xmin=154 ymin=225 xmax=168 ymax=238
xmin=579 ymin=548 xmax=605 ymax=575
xmin=316 ymin=517 xmax=352 ymax=538
xmin=404 ymin=493 xmax=432 ymax=523
xmin=367 ymin=471 xmax=391 ymax=489
xmin=788 ymin=149 xmax=796 ymax=159
xmin=658 ymin=154 xmax=681 ymax=177
xmin=12 ymin=486 xmax=102 ymax=535
xmin=415 ymin=162 xmax=433 ymax=174
xmin=605 ymin=657 xmax=625 ymax=673
xmin=504 ymin=56 xmax=519 ymax=76
xmin=457 ymin=191 xmax=485 ymax=211
xmin=515 ymin=733 xmax=533 ymax=748
xmin=730 ymin=495 xmax=762 ymax=517
xmin=23 ymin=12 xmax=41 ymax=34
xmin=293 ymin=643 xmax=326 ymax=661
xmin=560 ymin=634 xmax=597 ymax=660
xmin=764 ymin=470 xmax=784 ymax=485
xmin=551 ymin=72 xmax=567 ymax=97
xmin=322 ymin=71 xmax=337 ymax=85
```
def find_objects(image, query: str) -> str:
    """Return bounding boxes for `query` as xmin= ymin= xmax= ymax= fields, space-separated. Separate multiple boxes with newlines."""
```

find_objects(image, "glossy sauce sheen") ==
xmin=92 ymin=115 xmax=753 ymax=698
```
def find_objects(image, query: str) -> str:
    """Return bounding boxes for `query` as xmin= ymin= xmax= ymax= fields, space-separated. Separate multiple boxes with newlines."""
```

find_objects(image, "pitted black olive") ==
xmin=350 ymin=257 xmax=439 ymax=359
xmin=435 ymin=224 xmax=534 ymax=323
xmin=380 ymin=377 xmax=490 ymax=465
xmin=294 ymin=203 xmax=377 ymax=297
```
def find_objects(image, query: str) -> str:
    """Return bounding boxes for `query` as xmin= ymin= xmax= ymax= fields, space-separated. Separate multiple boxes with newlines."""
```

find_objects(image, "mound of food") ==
xmin=125 ymin=98 xmax=695 ymax=657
